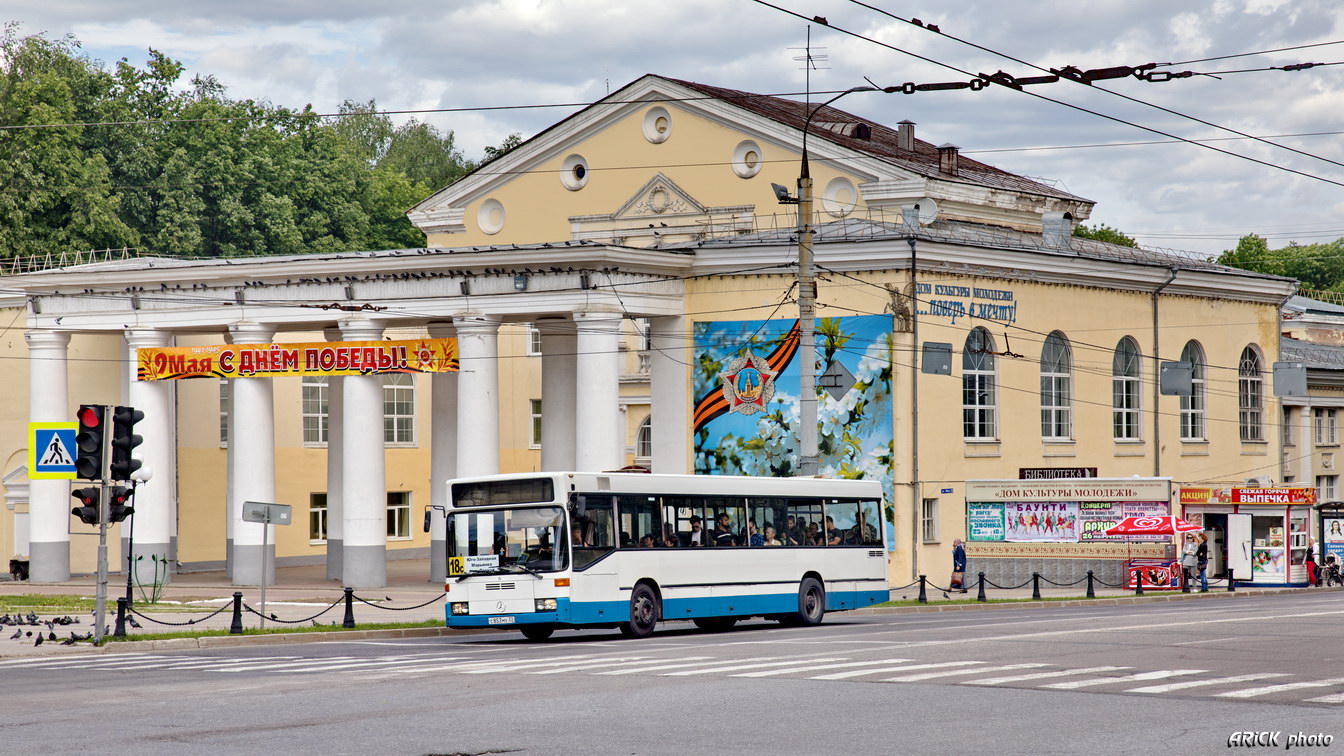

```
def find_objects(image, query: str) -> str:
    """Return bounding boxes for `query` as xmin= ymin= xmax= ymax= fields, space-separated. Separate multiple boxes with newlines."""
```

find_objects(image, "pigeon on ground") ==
xmin=47 ymin=631 xmax=56 ymax=641
xmin=60 ymin=637 xmax=76 ymax=646
xmin=8 ymin=628 xmax=19 ymax=640
xmin=942 ymin=591 xmax=951 ymax=599
xmin=34 ymin=634 xmax=42 ymax=646
xmin=127 ymin=617 xmax=142 ymax=629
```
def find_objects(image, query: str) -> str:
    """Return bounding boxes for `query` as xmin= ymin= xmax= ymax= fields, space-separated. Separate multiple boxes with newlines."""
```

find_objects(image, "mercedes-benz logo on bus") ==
xmin=496 ymin=601 xmax=506 ymax=612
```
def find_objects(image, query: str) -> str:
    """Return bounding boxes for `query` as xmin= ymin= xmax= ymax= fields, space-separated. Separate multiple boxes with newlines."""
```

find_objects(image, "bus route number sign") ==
xmin=447 ymin=555 xmax=498 ymax=576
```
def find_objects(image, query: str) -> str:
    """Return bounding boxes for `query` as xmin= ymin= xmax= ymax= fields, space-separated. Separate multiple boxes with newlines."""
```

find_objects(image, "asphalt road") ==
xmin=5 ymin=592 xmax=1342 ymax=755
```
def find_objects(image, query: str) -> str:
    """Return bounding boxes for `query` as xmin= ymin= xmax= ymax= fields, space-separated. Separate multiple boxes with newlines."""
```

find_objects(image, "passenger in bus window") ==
xmin=763 ymin=525 xmax=781 ymax=546
xmin=825 ymin=516 xmax=842 ymax=546
xmin=807 ymin=522 xmax=821 ymax=545
xmin=712 ymin=512 xmax=737 ymax=546
xmin=572 ymin=526 xmax=587 ymax=547
xmin=783 ymin=516 xmax=803 ymax=545
xmin=639 ymin=534 xmax=655 ymax=548
xmin=663 ymin=532 xmax=680 ymax=548
xmin=688 ymin=515 xmax=704 ymax=546
xmin=747 ymin=519 xmax=764 ymax=547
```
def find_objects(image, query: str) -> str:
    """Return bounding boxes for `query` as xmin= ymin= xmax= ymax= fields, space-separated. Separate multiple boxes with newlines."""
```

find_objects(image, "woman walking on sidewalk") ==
xmin=951 ymin=539 xmax=968 ymax=593
xmin=1195 ymin=532 xmax=1209 ymax=592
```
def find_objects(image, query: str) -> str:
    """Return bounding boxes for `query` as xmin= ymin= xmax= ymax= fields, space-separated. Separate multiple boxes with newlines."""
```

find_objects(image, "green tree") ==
xmin=1218 ymin=234 xmax=1344 ymax=291
xmin=1073 ymin=223 xmax=1137 ymax=247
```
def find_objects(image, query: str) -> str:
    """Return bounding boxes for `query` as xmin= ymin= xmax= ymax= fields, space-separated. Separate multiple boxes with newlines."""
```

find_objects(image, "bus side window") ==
xmin=826 ymin=500 xmax=860 ymax=546
xmin=573 ymin=495 xmax=616 ymax=571
xmin=857 ymin=500 xmax=882 ymax=546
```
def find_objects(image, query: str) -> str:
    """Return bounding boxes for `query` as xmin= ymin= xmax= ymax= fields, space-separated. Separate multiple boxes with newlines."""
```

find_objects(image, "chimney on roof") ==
xmin=937 ymin=143 xmax=959 ymax=176
xmin=897 ymin=120 xmax=915 ymax=151
xmin=1041 ymin=211 xmax=1074 ymax=249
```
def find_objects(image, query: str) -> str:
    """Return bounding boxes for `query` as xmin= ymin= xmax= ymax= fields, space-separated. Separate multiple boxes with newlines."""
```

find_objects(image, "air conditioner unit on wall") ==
xmin=1245 ymin=475 xmax=1275 ymax=487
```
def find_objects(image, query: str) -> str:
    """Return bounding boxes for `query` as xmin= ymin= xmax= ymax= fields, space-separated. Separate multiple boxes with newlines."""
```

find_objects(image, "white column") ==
xmin=539 ymin=316 xmax=577 ymax=471
xmin=322 ymin=327 xmax=345 ymax=581
xmin=340 ymin=317 xmax=387 ymax=588
xmin=226 ymin=322 xmax=276 ymax=586
xmin=574 ymin=309 xmax=623 ymax=471
xmin=124 ymin=329 xmax=175 ymax=586
xmin=454 ymin=313 xmax=501 ymax=477
xmin=649 ymin=315 xmax=689 ymax=473
xmin=428 ymin=322 xmax=457 ymax=582
xmin=25 ymin=330 xmax=71 ymax=582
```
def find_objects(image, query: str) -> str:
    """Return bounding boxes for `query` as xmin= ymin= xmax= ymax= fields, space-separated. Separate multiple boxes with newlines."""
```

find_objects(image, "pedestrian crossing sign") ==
xmin=29 ymin=422 xmax=78 ymax=479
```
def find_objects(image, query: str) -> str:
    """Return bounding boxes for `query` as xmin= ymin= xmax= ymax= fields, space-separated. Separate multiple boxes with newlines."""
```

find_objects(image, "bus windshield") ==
xmin=447 ymin=506 xmax=569 ymax=575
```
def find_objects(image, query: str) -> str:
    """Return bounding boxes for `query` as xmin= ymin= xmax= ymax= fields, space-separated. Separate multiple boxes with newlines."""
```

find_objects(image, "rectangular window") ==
xmin=529 ymin=399 xmax=542 ymax=448
xmin=387 ymin=491 xmax=411 ymax=540
xmin=383 ymin=374 xmax=415 ymax=444
xmin=309 ymin=493 xmax=328 ymax=543
xmin=1239 ymin=371 xmax=1264 ymax=442
xmin=963 ymin=372 xmax=996 ymax=440
xmin=785 ymin=498 xmax=825 ymax=546
xmin=617 ymin=495 xmax=661 ymax=548
xmin=219 ymin=381 xmax=229 ymax=447
xmin=921 ymin=498 xmax=938 ymax=544
xmin=1316 ymin=475 xmax=1338 ymax=503
xmin=302 ymin=376 xmax=329 ymax=444
xmin=1113 ymin=375 xmax=1140 ymax=440
xmin=1283 ymin=407 xmax=1295 ymax=447
xmin=1315 ymin=408 xmax=1339 ymax=446
xmin=528 ymin=323 xmax=543 ymax=356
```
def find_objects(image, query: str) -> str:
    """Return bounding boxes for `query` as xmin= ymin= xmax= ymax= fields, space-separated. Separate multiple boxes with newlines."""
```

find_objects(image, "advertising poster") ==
xmin=1004 ymin=502 xmax=1078 ymax=542
xmin=968 ymin=503 xmax=1005 ymax=541
xmin=138 ymin=338 xmax=458 ymax=380
xmin=1325 ymin=517 xmax=1344 ymax=565
xmin=1077 ymin=501 xmax=1124 ymax=542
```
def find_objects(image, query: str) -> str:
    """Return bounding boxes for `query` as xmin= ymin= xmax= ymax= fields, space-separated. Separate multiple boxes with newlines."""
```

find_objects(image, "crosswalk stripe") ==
xmin=882 ymin=663 xmax=1050 ymax=682
xmin=662 ymin=656 xmax=847 ymax=677
xmin=352 ymin=655 xmax=593 ymax=676
xmin=278 ymin=657 xmax=476 ymax=674
xmin=595 ymin=658 xmax=783 ymax=676
xmin=1302 ymin=692 xmax=1344 ymax=704
xmin=1217 ymin=678 xmax=1344 ymax=699
xmin=455 ymin=654 xmax=624 ymax=674
xmin=732 ymin=657 xmax=913 ymax=678
xmin=812 ymin=661 xmax=983 ymax=681
xmin=210 ymin=657 xmax=364 ymax=672
xmin=964 ymin=666 xmax=1129 ymax=686
xmin=1042 ymin=670 xmax=1204 ymax=690
xmin=0 ymin=652 xmax=161 ymax=667
xmin=1126 ymin=673 xmax=1288 ymax=694
xmin=528 ymin=657 xmax=668 ymax=674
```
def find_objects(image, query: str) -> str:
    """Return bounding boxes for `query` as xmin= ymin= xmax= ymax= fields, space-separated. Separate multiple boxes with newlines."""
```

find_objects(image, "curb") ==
xmin=851 ymin=585 xmax=1324 ymax=614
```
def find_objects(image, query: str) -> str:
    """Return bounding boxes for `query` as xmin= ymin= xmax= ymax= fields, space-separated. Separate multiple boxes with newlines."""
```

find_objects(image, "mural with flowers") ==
xmin=692 ymin=315 xmax=896 ymax=527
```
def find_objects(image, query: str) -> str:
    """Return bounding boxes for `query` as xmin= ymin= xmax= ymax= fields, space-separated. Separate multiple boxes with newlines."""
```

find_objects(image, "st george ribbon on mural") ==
xmin=692 ymin=315 xmax=895 ymax=536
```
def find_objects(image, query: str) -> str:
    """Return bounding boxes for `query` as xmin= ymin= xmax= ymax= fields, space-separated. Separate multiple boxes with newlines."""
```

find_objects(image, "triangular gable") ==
xmin=611 ymin=173 xmax=707 ymax=220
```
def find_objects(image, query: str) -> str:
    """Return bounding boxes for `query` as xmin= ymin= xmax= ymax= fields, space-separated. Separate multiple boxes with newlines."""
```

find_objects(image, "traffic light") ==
xmin=71 ymin=487 xmax=101 ymax=525
xmin=109 ymin=406 xmax=144 ymax=481
xmin=107 ymin=486 xmax=135 ymax=524
xmin=75 ymin=404 xmax=106 ymax=480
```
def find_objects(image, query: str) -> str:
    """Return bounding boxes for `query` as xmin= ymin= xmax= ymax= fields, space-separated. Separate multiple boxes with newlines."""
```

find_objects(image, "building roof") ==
xmin=667 ymin=77 xmax=1091 ymax=204
xmin=1285 ymin=294 xmax=1344 ymax=316
xmin=1283 ymin=337 xmax=1344 ymax=370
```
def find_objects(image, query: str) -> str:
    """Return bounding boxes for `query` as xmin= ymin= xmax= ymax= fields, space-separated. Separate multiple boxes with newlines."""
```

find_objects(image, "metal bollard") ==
xmin=229 ymin=591 xmax=244 ymax=634
xmin=976 ymin=572 xmax=987 ymax=602
xmin=1181 ymin=568 xmax=1191 ymax=593
xmin=1227 ymin=567 xmax=1236 ymax=592
xmin=1134 ymin=569 xmax=1144 ymax=596
xmin=1031 ymin=572 xmax=1041 ymax=600
xmin=114 ymin=596 xmax=128 ymax=638
xmin=1086 ymin=570 xmax=1095 ymax=599
xmin=917 ymin=575 xmax=928 ymax=604
xmin=343 ymin=587 xmax=357 ymax=628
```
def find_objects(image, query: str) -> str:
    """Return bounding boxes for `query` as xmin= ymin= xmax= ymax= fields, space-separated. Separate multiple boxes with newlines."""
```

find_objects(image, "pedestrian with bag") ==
xmin=1195 ymin=532 xmax=1209 ymax=592
xmin=951 ymin=538 xmax=968 ymax=593
xmin=1180 ymin=533 xmax=1198 ymax=589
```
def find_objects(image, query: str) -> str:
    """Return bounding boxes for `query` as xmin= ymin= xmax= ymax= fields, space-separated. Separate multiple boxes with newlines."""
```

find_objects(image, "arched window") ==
xmin=1112 ymin=337 xmax=1142 ymax=440
xmin=1180 ymin=341 xmax=1206 ymax=441
xmin=1040 ymin=332 xmax=1072 ymax=439
xmin=636 ymin=415 xmax=652 ymax=460
xmin=1239 ymin=345 xmax=1264 ymax=442
xmin=963 ymin=327 xmax=997 ymax=440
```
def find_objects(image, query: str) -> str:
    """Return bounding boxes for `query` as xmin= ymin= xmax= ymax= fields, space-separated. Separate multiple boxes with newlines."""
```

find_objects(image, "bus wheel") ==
xmin=692 ymin=617 xmax=737 ymax=632
xmin=794 ymin=577 xmax=826 ymax=626
xmin=620 ymin=584 xmax=659 ymax=639
xmin=520 ymin=624 xmax=555 ymax=641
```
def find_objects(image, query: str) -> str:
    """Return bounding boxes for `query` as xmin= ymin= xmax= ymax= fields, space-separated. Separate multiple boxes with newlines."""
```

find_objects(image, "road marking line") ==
xmin=1216 ymin=678 xmax=1344 ymax=699
xmin=1042 ymin=670 xmax=1203 ymax=689
xmin=662 ymin=656 xmax=847 ymax=676
xmin=366 ymin=654 xmax=597 ymax=675
xmin=456 ymin=654 xmax=633 ymax=674
xmin=964 ymin=666 xmax=1129 ymax=686
xmin=883 ymin=663 xmax=1050 ymax=682
xmin=812 ymin=661 xmax=984 ymax=681
xmin=1303 ymin=692 xmax=1344 ymax=704
xmin=279 ymin=657 xmax=479 ymax=673
xmin=1171 ymin=637 xmax=1245 ymax=646
xmin=528 ymin=657 xmax=678 ymax=674
xmin=595 ymin=658 xmax=776 ymax=676
xmin=208 ymin=657 xmax=375 ymax=672
xmin=731 ymin=657 xmax=913 ymax=678
xmin=0 ymin=653 xmax=174 ymax=668
xmin=1126 ymin=673 xmax=1288 ymax=694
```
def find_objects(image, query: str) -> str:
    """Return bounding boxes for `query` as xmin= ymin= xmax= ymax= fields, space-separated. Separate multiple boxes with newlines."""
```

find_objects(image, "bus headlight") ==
xmin=451 ymin=602 xmax=470 ymax=615
xmin=534 ymin=598 xmax=557 ymax=612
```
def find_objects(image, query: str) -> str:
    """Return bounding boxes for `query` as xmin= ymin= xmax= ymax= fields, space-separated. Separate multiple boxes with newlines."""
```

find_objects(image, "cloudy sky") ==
xmin=8 ymin=0 xmax=1344 ymax=256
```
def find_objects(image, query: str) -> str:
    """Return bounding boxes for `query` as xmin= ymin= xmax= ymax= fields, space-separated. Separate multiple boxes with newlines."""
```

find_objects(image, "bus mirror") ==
xmin=423 ymin=508 xmax=432 ymax=533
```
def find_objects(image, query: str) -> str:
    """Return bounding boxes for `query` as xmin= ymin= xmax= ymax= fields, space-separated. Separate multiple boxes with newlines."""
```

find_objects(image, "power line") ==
xmin=1159 ymin=40 xmax=1344 ymax=66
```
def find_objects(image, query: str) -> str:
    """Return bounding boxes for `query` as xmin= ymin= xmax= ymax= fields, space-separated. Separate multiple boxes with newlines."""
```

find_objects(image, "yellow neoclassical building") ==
xmin=0 ymin=74 xmax=1296 ymax=589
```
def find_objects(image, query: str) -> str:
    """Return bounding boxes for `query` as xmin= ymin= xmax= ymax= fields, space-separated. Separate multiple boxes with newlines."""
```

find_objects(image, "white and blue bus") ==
xmin=441 ymin=472 xmax=889 ymax=640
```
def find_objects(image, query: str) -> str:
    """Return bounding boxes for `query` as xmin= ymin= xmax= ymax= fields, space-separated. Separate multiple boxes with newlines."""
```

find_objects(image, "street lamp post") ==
xmin=794 ymin=86 xmax=879 ymax=475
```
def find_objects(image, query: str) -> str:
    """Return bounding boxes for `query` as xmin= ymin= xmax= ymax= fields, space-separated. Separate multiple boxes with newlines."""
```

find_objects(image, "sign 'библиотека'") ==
xmin=137 ymin=339 xmax=458 ymax=380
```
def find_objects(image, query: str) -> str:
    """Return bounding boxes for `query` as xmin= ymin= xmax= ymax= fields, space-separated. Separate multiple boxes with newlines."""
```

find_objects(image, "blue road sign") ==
xmin=30 ymin=423 xmax=78 ymax=479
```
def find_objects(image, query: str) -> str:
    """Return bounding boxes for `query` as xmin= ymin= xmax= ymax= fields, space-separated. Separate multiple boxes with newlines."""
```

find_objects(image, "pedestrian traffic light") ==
xmin=71 ymin=487 xmax=101 ymax=525
xmin=75 ymin=404 xmax=106 ymax=480
xmin=107 ymin=486 xmax=134 ymax=524
xmin=109 ymin=406 xmax=144 ymax=481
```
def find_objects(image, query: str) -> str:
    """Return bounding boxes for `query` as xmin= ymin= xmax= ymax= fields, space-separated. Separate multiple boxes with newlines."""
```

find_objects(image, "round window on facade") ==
xmin=732 ymin=139 xmax=763 ymax=178
xmin=560 ymin=154 xmax=589 ymax=191
xmin=477 ymin=198 xmax=505 ymax=235
xmin=642 ymin=106 xmax=672 ymax=144
xmin=822 ymin=177 xmax=859 ymax=218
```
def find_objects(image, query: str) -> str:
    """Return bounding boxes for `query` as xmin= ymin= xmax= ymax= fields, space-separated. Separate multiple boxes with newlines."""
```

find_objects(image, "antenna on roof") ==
xmin=789 ymin=26 xmax=829 ymax=105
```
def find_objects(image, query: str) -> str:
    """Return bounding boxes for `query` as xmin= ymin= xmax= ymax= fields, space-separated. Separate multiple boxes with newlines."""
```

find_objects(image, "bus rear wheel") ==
xmin=520 ymin=624 xmax=554 ymax=641
xmin=790 ymin=577 xmax=825 ymax=626
xmin=692 ymin=617 xmax=737 ymax=632
xmin=619 ymin=584 xmax=659 ymax=639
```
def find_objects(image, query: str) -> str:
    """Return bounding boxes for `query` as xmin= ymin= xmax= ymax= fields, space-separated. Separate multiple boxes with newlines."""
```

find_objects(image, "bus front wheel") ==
xmin=520 ymin=624 xmax=554 ymax=641
xmin=620 ymin=584 xmax=660 ymax=638
xmin=791 ymin=577 xmax=825 ymax=626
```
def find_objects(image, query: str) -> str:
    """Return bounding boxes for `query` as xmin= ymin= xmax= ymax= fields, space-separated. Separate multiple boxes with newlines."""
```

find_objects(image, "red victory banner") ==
xmin=137 ymin=338 xmax=458 ymax=380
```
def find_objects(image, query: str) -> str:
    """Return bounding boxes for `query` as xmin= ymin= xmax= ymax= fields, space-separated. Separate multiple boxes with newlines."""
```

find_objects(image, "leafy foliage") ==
xmin=1217 ymin=234 xmax=1344 ymax=292
xmin=1072 ymin=223 xmax=1137 ymax=247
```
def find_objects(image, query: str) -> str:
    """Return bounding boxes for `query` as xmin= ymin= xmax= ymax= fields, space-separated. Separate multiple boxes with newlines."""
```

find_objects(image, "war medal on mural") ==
xmin=719 ymin=350 xmax=778 ymax=416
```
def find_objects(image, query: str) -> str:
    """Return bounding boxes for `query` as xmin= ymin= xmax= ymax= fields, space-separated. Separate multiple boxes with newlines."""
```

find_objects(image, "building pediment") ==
xmin=612 ymin=173 xmax=706 ymax=220
xmin=569 ymin=173 xmax=754 ymax=246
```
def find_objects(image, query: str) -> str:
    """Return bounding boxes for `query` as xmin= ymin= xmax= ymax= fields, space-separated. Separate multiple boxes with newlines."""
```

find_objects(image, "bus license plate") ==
xmin=487 ymin=616 xmax=515 ymax=625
